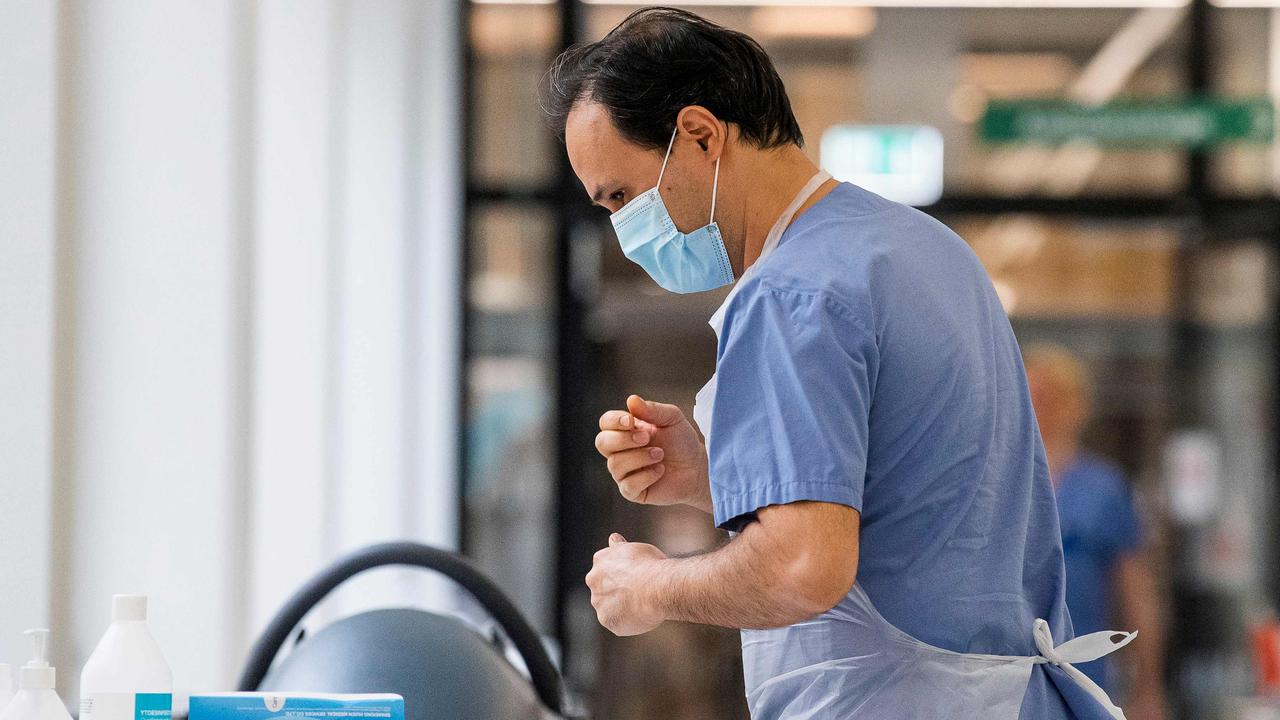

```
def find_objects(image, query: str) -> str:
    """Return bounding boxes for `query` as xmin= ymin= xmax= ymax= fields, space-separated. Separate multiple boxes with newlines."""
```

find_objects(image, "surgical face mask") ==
xmin=609 ymin=128 xmax=733 ymax=294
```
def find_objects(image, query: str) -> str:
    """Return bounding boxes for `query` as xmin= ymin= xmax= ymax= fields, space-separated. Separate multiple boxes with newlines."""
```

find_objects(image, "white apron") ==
xmin=690 ymin=171 xmax=1136 ymax=719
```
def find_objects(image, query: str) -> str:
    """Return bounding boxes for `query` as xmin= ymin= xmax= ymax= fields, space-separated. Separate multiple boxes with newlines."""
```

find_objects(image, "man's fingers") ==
xmin=599 ymin=409 xmax=635 ymax=431
xmin=606 ymin=446 xmax=663 ymax=478
xmin=595 ymin=429 xmax=652 ymax=457
xmin=627 ymin=394 xmax=684 ymax=427
xmin=617 ymin=464 xmax=665 ymax=502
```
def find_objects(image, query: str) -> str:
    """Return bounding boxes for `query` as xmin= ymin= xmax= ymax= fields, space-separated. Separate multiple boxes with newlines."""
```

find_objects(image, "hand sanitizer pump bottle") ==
xmin=0 ymin=629 xmax=73 ymax=720
xmin=80 ymin=595 xmax=173 ymax=720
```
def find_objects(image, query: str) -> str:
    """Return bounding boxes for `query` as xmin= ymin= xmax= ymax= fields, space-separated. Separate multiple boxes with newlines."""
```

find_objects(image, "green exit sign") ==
xmin=980 ymin=97 xmax=1275 ymax=148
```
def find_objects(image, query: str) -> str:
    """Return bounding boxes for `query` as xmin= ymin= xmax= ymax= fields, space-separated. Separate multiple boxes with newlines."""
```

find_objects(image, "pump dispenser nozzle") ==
xmin=0 ymin=629 xmax=71 ymax=720
xmin=25 ymin=630 xmax=49 ymax=668
xmin=19 ymin=629 xmax=55 ymax=690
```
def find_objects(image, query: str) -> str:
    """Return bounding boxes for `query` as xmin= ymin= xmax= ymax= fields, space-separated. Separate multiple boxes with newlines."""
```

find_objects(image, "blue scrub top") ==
xmin=1056 ymin=453 xmax=1144 ymax=692
xmin=707 ymin=182 xmax=1086 ymax=718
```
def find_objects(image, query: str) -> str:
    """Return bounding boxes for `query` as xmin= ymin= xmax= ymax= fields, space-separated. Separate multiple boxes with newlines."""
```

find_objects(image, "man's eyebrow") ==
xmin=590 ymin=184 xmax=607 ymax=205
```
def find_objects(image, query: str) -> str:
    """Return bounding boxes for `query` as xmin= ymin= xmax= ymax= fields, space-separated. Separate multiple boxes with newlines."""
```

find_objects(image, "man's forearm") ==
xmin=642 ymin=520 xmax=845 ymax=630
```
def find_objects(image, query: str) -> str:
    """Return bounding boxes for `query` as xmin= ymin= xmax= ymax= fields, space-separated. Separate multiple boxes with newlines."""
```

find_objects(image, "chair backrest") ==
xmin=258 ymin=608 xmax=561 ymax=720
xmin=238 ymin=542 xmax=564 ymax=719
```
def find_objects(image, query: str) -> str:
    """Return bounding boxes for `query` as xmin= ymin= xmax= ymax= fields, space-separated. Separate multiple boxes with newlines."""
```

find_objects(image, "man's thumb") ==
xmin=627 ymin=394 xmax=682 ymax=427
xmin=609 ymin=532 xmax=627 ymax=546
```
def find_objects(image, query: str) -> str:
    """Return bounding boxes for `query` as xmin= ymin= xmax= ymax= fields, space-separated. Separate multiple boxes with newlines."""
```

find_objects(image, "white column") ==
xmin=325 ymin=0 xmax=461 ymax=616
xmin=331 ymin=0 xmax=414 ymax=561
xmin=249 ymin=0 xmax=463 ymax=629
xmin=0 ymin=0 xmax=57 ymax=672
xmin=52 ymin=0 xmax=250 ymax=700
xmin=402 ymin=0 xmax=464 ymax=615
xmin=249 ymin=0 xmax=340 ymax=636
xmin=411 ymin=0 xmax=464 ymax=559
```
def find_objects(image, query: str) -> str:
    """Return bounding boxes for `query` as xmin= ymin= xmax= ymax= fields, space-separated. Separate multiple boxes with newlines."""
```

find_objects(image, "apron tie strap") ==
xmin=1032 ymin=619 xmax=1137 ymax=720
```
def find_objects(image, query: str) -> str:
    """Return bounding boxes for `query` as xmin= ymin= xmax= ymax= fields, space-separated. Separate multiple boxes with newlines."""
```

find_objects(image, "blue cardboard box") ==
xmin=189 ymin=693 xmax=404 ymax=720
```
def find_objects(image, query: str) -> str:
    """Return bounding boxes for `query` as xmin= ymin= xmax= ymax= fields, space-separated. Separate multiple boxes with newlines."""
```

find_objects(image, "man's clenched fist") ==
xmin=586 ymin=533 xmax=668 ymax=636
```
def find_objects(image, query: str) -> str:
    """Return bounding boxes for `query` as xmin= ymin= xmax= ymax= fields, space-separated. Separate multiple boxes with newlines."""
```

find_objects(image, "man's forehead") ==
xmin=566 ymin=101 xmax=615 ymax=140
xmin=565 ymin=103 xmax=621 ymax=167
xmin=566 ymin=103 xmax=642 ymax=201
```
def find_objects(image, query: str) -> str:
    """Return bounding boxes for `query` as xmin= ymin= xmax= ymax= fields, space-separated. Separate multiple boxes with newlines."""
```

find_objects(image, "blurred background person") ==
xmin=1025 ymin=344 xmax=1169 ymax=720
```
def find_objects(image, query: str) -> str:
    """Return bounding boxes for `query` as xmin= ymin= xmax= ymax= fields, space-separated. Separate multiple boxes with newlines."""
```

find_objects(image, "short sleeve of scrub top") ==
xmin=707 ymin=274 xmax=876 ymax=532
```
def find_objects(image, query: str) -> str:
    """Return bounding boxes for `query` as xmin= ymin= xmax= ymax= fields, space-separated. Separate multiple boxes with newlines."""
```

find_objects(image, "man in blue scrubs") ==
xmin=544 ymin=8 xmax=1136 ymax=717
xmin=1025 ymin=345 xmax=1168 ymax=720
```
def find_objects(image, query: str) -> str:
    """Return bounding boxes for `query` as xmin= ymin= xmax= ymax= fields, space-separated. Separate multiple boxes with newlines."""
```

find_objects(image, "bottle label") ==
xmin=81 ymin=693 xmax=173 ymax=720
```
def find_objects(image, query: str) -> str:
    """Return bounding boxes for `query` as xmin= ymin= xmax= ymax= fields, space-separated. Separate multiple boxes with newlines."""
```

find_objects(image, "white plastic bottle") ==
xmin=0 ymin=629 xmax=73 ymax=720
xmin=80 ymin=595 xmax=173 ymax=720
xmin=0 ymin=662 xmax=13 ymax=710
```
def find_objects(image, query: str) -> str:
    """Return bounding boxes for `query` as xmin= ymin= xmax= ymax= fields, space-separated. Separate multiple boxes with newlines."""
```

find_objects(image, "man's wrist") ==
xmin=638 ymin=556 xmax=677 ymax=623
xmin=686 ymin=475 xmax=714 ymax=514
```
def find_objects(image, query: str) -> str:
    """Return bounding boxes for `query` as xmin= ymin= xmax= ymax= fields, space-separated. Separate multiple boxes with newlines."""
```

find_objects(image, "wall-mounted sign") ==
xmin=820 ymin=124 xmax=944 ymax=207
xmin=980 ymin=97 xmax=1275 ymax=147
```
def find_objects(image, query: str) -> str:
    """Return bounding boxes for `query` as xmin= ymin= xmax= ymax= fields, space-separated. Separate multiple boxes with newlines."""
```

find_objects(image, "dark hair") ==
xmin=541 ymin=7 xmax=804 ymax=151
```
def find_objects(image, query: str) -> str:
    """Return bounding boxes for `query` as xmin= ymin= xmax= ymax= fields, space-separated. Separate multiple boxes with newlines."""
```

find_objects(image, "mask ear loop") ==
xmin=709 ymin=156 xmax=720 ymax=224
xmin=655 ymin=126 xmax=678 ymax=188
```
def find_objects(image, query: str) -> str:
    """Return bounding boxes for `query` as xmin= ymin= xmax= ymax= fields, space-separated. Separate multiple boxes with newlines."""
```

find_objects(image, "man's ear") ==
xmin=675 ymin=105 xmax=724 ymax=158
